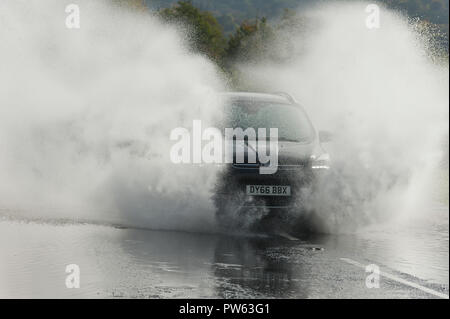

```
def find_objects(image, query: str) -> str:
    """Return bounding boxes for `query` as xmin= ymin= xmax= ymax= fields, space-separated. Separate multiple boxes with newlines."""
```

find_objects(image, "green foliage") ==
xmin=159 ymin=1 xmax=227 ymax=62
xmin=154 ymin=0 xmax=448 ymax=70
xmin=149 ymin=0 xmax=449 ymax=33
xmin=226 ymin=19 xmax=263 ymax=61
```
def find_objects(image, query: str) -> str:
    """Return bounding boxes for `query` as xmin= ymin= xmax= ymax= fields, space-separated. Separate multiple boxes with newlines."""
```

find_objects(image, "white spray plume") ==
xmin=0 ymin=1 xmax=447 ymax=234
xmin=234 ymin=2 xmax=449 ymax=232
xmin=0 ymin=0 xmax=225 ymax=231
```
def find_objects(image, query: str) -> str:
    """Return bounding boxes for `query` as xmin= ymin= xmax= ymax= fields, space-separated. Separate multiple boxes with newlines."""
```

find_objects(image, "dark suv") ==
xmin=213 ymin=92 xmax=331 ymax=232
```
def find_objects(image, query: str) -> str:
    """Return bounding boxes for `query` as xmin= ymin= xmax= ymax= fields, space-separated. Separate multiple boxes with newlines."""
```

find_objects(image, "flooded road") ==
xmin=0 ymin=0 xmax=448 ymax=301
xmin=0 ymin=206 xmax=448 ymax=299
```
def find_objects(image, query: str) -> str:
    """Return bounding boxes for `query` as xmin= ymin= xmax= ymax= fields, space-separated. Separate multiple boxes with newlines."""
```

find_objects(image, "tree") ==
xmin=159 ymin=1 xmax=227 ymax=62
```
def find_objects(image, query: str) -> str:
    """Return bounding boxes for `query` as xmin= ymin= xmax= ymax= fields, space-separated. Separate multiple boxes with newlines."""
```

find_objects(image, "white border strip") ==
xmin=340 ymin=257 xmax=449 ymax=299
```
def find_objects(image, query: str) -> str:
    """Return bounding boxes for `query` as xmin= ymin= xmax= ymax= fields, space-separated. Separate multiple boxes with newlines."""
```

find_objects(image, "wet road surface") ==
xmin=0 ymin=206 xmax=448 ymax=299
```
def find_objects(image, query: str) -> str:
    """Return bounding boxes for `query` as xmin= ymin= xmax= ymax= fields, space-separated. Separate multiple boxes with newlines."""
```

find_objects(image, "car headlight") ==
xmin=311 ymin=153 xmax=331 ymax=170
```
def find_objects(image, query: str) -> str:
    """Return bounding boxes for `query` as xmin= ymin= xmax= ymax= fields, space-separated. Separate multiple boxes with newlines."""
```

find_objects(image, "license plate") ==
xmin=246 ymin=185 xmax=291 ymax=196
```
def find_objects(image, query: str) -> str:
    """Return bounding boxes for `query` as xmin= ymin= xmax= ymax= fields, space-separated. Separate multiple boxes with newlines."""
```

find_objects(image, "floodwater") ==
xmin=0 ymin=205 xmax=447 ymax=299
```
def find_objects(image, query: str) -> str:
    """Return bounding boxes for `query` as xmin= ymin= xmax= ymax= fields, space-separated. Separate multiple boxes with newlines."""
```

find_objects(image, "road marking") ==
xmin=275 ymin=232 xmax=300 ymax=241
xmin=340 ymin=257 xmax=449 ymax=299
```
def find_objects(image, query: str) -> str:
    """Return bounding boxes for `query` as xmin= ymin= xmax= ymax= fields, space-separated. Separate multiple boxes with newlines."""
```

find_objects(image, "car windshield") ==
xmin=222 ymin=99 xmax=314 ymax=142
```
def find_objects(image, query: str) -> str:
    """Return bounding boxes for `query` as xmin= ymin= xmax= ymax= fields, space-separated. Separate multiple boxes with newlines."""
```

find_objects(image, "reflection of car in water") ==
xmin=213 ymin=92 xmax=331 ymax=233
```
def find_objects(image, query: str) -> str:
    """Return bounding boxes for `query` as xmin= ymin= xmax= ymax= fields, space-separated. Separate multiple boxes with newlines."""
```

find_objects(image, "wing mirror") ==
xmin=318 ymin=130 xmax=332 ymax=143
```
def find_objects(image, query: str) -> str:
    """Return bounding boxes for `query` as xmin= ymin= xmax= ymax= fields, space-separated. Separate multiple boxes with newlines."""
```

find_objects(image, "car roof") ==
xmin=220 ymin=92 xmax=295 ymax=104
